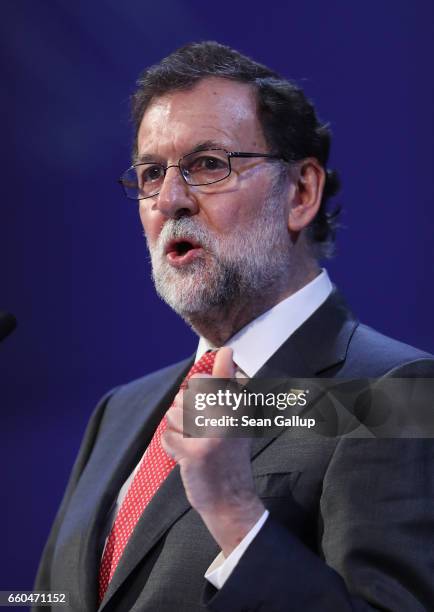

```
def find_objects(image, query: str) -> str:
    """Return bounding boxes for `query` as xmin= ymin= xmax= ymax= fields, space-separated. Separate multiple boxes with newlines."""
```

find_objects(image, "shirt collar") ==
xmin=196 ymin=269 xmax=333 ymax=377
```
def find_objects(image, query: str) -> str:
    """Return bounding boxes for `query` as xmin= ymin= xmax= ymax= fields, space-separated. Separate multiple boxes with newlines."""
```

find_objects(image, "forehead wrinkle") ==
xmin=137 ymin=78 xmax=267 ymax=162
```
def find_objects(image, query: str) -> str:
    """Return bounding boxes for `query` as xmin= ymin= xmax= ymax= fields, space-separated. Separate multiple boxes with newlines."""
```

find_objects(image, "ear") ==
xmin=287 ymin=158 xmax=325 ymax=232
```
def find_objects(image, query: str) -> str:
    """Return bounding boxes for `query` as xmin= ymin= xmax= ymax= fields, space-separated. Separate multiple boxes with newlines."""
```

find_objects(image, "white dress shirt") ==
xmin=106 ymin=270 xmax=333 ymax=588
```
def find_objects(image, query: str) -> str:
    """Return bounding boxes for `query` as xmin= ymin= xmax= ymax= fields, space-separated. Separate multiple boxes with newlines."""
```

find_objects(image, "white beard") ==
xmin=147 ymin=186 xmax=292 ymax=322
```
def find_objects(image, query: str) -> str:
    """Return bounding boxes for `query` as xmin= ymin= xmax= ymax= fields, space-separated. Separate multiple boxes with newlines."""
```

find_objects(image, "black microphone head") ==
xmin=0 ymin=312 xmax=17 ymax=342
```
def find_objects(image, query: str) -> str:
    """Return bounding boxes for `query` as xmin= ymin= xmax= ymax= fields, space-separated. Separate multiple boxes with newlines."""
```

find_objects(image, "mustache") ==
xmin=154 ymin=217 xmax=216 ymax=254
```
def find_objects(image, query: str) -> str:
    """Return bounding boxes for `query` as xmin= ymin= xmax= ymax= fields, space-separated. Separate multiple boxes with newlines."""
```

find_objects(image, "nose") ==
xmin=156 ymin=165 xmax=198 ymax=219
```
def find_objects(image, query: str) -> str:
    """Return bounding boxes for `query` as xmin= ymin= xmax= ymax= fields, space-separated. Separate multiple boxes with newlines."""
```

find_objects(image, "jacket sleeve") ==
xmin=203 ymin=361 xmax=434 ymax=612
xmin=33 ymin=389 xmax=117 ymax=594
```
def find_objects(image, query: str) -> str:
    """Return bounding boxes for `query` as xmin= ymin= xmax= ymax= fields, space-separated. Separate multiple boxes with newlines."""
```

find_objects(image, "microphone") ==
xmin=0 ymin=312 xmax=17 ymax=342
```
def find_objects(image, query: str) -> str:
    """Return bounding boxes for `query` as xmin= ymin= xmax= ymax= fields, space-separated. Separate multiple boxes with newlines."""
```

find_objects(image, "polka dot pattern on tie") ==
xmin=98 ymin=350 xmax=216 ymax=603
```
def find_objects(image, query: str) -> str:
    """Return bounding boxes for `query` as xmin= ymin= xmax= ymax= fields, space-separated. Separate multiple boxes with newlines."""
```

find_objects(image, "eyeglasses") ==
xmin=118 ymin=148 xmax=286 ymax=200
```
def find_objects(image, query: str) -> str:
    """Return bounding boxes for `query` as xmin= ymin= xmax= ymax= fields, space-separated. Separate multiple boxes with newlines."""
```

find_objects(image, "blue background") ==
xmin=1 ymin=0 xmax=433 ymax=590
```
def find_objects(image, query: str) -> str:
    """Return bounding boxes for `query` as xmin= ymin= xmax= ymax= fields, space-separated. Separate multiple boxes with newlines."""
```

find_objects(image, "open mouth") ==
xmin=165 ymin=238 xmax=204 ymax=266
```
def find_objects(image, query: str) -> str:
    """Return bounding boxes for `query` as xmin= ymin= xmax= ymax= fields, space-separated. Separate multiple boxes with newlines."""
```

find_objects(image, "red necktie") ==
xmin=98 ymin=351 xmax=216 ymax=602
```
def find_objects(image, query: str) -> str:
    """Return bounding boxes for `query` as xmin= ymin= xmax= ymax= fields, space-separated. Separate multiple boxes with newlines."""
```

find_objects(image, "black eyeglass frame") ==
xmin=118 ymin=149 xmax=287 ymax=200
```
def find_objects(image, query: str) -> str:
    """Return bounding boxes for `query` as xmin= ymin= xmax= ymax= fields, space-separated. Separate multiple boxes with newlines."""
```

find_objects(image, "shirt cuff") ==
xmin=204 ymin=510 xmax=269 ymax=589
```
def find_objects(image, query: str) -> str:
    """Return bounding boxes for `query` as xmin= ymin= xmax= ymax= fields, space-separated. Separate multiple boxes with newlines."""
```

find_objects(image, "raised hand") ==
xmin=162 ymin=347 xmax=265 ymax=556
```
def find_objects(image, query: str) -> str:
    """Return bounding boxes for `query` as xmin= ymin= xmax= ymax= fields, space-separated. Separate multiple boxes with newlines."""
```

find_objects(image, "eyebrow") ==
xmin=190 ymin=140 xmax=227 ymax=153
xmin=134 ymin=140 xmax=228 ymax=164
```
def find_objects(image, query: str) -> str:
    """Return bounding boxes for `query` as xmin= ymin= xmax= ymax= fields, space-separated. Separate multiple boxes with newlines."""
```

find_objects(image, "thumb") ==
xmin=212 ymin=347 xmax=236 ymax=378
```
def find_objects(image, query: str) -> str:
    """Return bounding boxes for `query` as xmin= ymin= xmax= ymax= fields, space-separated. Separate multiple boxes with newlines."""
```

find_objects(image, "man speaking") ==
xmin=35 ymin=42 xmax=434 ymax=611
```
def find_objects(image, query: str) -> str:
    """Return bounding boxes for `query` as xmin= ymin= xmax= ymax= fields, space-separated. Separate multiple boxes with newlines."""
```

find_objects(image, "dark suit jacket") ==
xmin=34 ymin=291 xmax=434 ymax=611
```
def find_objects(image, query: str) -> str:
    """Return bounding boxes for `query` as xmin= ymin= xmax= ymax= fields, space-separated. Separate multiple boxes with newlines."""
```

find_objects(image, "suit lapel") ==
xmin=101 ymin=465 xmax=189 ymax=608
xmin=256 ymin=288 xmax=357 ymax=379
xmin=250 ymin=289 xmax=358 ymax=458
xmin=78 ymin=357 xmax=193 ymax=611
